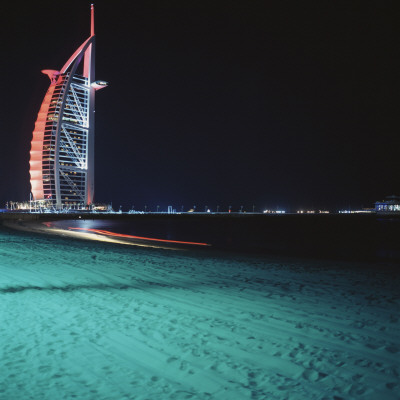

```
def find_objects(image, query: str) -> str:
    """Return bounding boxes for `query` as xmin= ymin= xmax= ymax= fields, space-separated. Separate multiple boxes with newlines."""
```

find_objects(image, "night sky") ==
xmin=1 ymin=1 xmax=398 ymax=212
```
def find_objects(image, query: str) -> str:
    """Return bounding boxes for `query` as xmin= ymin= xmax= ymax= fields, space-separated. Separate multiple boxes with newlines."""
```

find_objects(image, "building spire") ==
xmin=91 ymin=4 xmax=95 ymax=36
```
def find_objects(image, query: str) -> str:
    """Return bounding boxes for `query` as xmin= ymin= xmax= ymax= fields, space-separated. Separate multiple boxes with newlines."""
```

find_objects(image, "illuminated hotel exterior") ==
xmin=29 ymin=5 xmax=107 ymax=209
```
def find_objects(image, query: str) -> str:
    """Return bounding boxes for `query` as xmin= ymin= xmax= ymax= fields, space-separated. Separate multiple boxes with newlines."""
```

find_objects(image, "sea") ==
xmin=44 ymin=213 xmax=400 ymax=262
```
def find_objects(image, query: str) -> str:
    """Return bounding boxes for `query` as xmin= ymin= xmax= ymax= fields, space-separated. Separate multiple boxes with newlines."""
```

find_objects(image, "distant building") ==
xmin=375 ymin=195 xmax=400 ymax=213
xmin=29 ymin=5 xmax=107 ymax=210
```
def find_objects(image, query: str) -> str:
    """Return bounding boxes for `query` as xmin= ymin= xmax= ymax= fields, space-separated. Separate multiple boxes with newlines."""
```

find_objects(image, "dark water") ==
xmin=46 ymin=214 xmax=400 ymax=262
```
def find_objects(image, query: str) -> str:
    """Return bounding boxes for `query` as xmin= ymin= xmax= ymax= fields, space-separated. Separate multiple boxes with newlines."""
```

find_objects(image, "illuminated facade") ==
xmin=29 ymin=5 xmax=107 ymax=209
xmin=375 ymin=195 xmax=400 ymax=213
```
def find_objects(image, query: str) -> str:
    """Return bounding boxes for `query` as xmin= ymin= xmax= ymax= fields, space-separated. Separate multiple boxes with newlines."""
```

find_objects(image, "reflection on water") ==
xmin=45 ymin=216 xmax=400 ymax=262
xmin=68 ymin=227 xmax=210 ymax=246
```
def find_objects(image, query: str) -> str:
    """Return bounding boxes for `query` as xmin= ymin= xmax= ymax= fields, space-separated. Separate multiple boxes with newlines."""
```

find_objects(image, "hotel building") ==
xmin=29 ymin=5 xmax=107 ymax=210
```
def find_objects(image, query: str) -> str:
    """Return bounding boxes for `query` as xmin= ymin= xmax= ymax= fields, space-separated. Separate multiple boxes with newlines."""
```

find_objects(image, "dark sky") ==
xmin=1 ymin=1 xmax=398 ymax=211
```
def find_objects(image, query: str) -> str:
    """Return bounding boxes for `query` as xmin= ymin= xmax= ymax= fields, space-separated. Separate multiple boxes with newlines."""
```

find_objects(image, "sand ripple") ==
xmin=0 ymin=226 xmax=399 ymax=399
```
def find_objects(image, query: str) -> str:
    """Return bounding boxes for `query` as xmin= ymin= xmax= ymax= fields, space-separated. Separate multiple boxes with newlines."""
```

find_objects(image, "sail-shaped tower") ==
xmin=29 ymin=5 xmax=107 ymax=210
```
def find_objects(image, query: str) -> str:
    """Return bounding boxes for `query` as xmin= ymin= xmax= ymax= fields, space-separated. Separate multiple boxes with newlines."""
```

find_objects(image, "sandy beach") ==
xmin=0 ymin=221 xmax=399 ymax=399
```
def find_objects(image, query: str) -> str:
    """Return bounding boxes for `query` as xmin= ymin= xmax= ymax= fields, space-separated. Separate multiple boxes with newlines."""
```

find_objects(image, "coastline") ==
xmin=2 ymin=212 xmax=400 ymax=262
xmin=1 ymin=219 xmax=186 ymax=251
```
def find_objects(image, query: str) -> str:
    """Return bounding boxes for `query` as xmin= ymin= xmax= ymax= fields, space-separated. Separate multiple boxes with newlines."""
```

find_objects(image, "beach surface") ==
xmin=0 ymin=222 xmax=399 ymax=399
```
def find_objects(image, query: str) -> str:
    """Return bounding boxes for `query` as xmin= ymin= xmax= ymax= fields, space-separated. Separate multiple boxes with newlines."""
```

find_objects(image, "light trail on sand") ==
xmin=68 ymin=227 xmax=210 ymax=246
